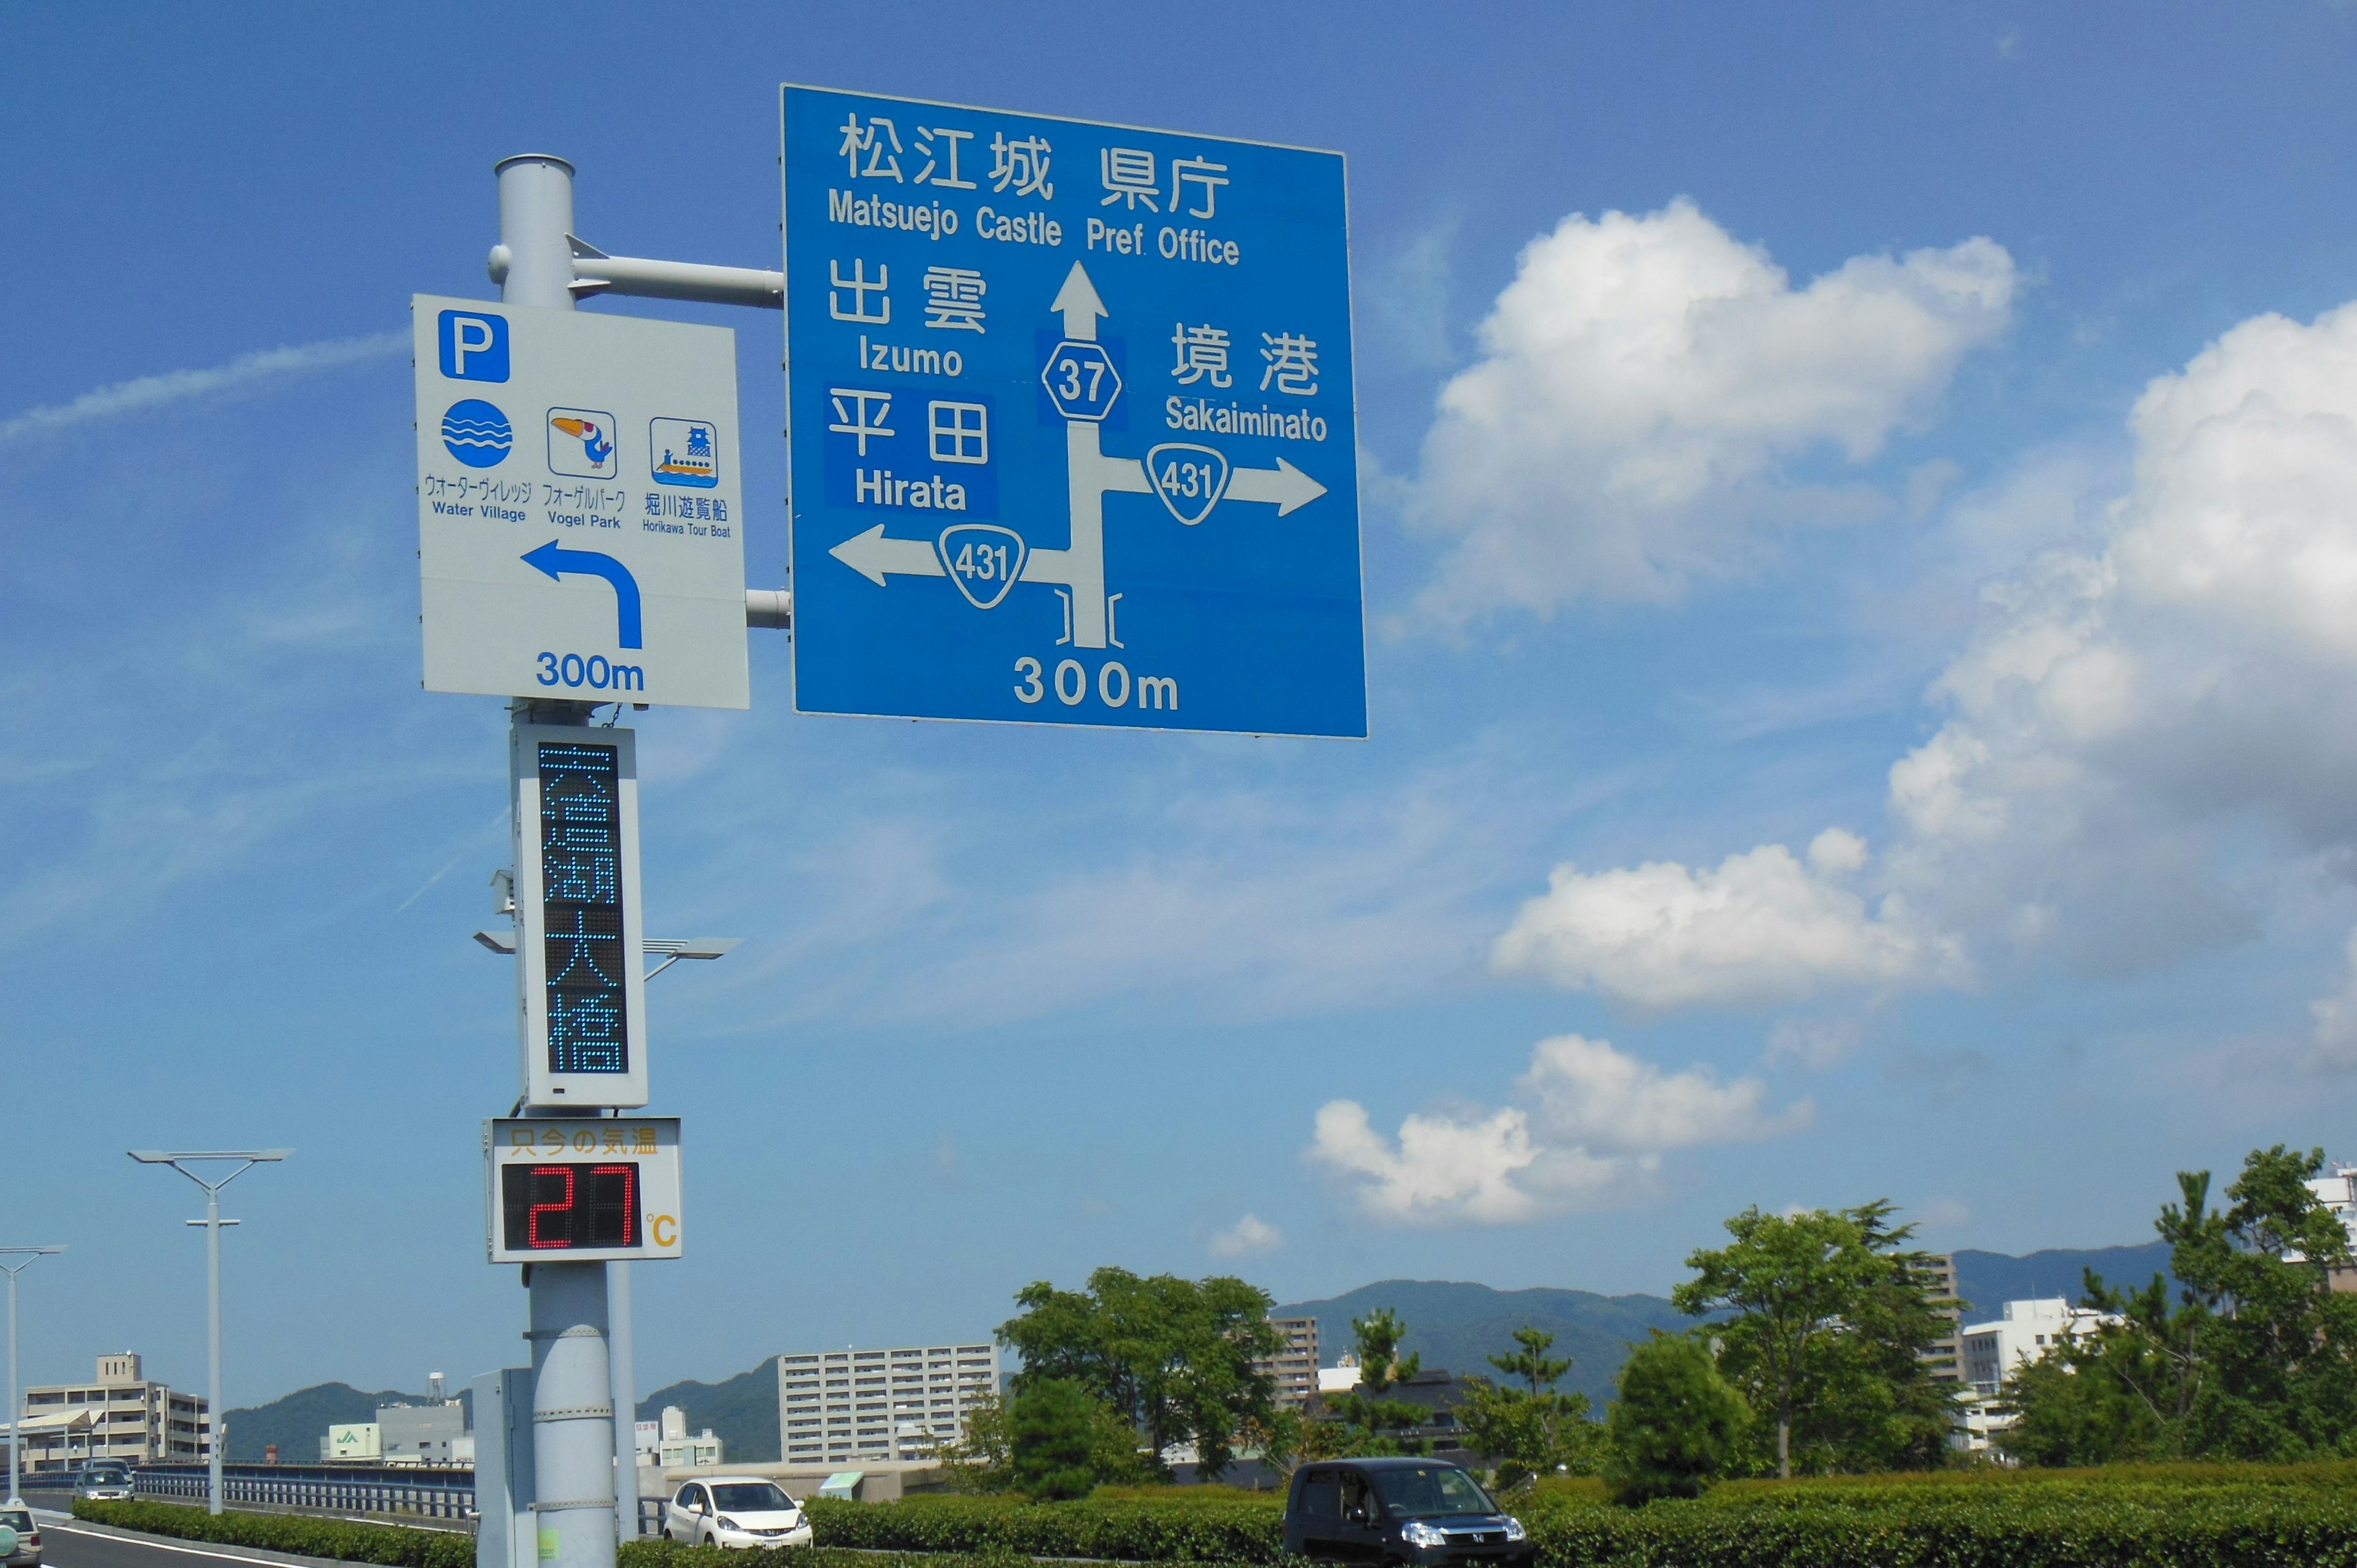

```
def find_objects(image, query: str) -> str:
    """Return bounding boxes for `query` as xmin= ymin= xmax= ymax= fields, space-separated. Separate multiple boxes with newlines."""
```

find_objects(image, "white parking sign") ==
xmin=412 ymin=295 xmax=749 ymax=709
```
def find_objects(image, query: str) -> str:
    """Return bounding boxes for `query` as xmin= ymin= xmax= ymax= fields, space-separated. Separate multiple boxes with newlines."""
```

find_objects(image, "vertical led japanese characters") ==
xmin=538 ymin=742 xmax=627 ymax=1075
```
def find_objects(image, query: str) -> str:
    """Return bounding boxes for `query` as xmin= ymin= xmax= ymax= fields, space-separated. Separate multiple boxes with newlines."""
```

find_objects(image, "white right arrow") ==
xmin=1050 ymin=261 xmax=1109 ymax=342
xmin=1222 ymin=456 xmax=1329 ymax=516
xmin=829 ymin=523 xmax=946 ymax=586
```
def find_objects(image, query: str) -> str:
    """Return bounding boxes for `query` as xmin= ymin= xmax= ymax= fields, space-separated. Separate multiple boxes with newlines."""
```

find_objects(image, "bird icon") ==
xmin=551 ymin=415 xmax=614 ymax=466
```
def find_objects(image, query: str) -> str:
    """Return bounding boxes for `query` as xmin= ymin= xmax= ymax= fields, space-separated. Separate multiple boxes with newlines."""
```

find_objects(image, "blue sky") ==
xmin=9 ymin=2 xmax=2357 ymax=1407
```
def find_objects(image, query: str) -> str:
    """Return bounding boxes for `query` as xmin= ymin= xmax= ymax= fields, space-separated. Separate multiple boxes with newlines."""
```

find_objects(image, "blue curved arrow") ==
xmin=522 ymin=540 xmax=642 ymax=649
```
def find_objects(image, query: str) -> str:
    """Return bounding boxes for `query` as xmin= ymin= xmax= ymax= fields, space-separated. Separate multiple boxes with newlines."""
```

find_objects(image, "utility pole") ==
xmin=494 ymin=155 xmax=620 ymax=1568
xmin=482 ymin=154 xmax=767 ymax=1566
xmin=0 ymin=1248 xmax=64 ymax=1506
xmin=127 ymin=1151 xmax=289 ymax=1515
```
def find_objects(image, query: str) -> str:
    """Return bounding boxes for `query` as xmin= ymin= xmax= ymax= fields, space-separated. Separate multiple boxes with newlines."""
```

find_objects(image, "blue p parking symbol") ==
xmin=438 ymin=310 xmax=509 ymax=382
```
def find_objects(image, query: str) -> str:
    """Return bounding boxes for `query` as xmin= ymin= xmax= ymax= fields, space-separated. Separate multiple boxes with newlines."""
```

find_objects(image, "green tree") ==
xmin=1673 ymin=1206 xmax=1874 ymax=1478
xmin=1674 ymin=1200 xmax=1954 ymax=1477
xmin=1323 ymin=1308 xmax=1433 ymax=1456
xmin=1455 ymin=1326 xmax=1598 ymax=1487
xmin=1601 ymin=1332 xmax=1749 ymax=1504
xmin=1235 ymin=1405 xmax=1329 ymax=1480
xmin=999 ymin=1267 xmax=1282 ymax=1479
xmin=936 ymin=1390 xmax=1016 ymax=1493
xmin=2005 ymin=1146 xmax=2357 ymax=1464
xmin=1795 ymin=1202 xmax=1961 ymax=1472
xmin=1008 ymin=1378 xmax=1145 ymax=1500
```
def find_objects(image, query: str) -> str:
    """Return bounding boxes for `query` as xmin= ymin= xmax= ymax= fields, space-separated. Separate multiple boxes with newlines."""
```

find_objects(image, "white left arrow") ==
xmin=829 ymin=523 xmax=945 ymax=586
xmin=1222 ymin=456 xmax=1329 ymax=516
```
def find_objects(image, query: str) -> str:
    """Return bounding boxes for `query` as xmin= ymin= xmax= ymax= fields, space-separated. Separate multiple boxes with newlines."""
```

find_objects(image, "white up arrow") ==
xmin=1050 ymin=261 xmax=1109 ymax=342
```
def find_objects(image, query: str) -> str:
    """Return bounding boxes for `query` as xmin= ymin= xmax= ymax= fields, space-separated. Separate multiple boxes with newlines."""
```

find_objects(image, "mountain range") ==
xmin=222 ymin=1244 xmax=2180 ymax=1461
xmin=222 ymin=1383 xmax=470 ymax=1464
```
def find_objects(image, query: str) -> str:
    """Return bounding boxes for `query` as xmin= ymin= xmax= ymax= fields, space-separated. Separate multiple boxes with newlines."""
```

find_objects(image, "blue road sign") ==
xmin=782 ymin=85 xmax=1364 ymax=737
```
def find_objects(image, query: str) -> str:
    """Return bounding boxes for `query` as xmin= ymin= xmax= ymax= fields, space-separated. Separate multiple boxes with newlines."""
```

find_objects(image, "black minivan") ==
xmin=1282 ymin=1458 xmax=1532 ymax=1567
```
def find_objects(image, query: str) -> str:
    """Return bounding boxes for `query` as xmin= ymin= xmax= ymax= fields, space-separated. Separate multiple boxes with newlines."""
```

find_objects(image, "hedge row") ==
xmin=81 ymin=1466 xmax=2357 ymax=1568
xmin=72 ymin=1500 xmax=1269 ymax=1568
xmin=807 ymin=1467 xmax=2357 ymax=1568
xmin=73 ymin=1499 xmax=476 ymax=1568
xmin=803 ymin=1494 xmax=1280 ymax=1561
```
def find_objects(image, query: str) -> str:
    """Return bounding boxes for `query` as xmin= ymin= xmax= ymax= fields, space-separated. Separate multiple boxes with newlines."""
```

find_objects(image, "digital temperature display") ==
xmin=500 ymin=1161 xmax=641 ymax=1251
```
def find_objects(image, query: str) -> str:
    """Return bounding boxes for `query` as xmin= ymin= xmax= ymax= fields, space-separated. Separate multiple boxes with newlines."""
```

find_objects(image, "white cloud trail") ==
xmin=1 ymin=330 xmax=406 ymax=441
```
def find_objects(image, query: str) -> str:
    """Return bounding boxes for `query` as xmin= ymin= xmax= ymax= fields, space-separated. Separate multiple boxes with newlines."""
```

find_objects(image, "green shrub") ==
xmin=74 ymin=1499 xmax=474 ymax=1568
xmin=1601 ymin=1331 xmax=1750 ymax=1504
xmin=85 ymin=1466 xmax=2357 ymax=1568
xmin=803 ymin=1491 xmax=1283 ymax=1561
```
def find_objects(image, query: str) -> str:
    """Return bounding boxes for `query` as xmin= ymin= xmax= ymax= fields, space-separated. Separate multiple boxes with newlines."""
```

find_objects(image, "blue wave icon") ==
xmin=443 ymin=399 xmax=514 ymax=468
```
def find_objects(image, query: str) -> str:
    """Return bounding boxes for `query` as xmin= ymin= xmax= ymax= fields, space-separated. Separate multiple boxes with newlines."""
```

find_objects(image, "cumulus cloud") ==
xmin=2309 ymin=932 xmax=2357 ymax=1070
xmin=1406 ymin=199 xmax=2013 ymax=619
xmin=1207 ymin=1213 xmax=1285 ymax=1257
xmin=1557 ymin=294 xmax=2357 ymax=1007
xmin=0 ymin=331 xmax=406 ymax=441
xmin=1490 ymin=833 xmax=1962 ymax=1011
xmin=1879 ymin=299 xmax=2357 ymax=976
xmin=1309 ymin=1034 xmax=1807 ymax=1226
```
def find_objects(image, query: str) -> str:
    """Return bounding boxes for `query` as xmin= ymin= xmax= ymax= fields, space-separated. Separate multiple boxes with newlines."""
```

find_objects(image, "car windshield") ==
xmin=710 ymin=1483 xmax=793 ymax=1513
xmin=87 ymin=1469 xmax=128 ymax=1482
xmin=1369 ymin=1465 xmax=1496 ymax=1518
xmin=1 ymin=1508 xmax=31 ymax=1530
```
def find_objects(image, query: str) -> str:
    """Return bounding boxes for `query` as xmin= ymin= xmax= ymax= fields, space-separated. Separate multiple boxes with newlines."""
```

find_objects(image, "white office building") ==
xmin=1951 ymin=1296 xmax=2124 ymax=1454
xmin=778 ymin=1342 xmax=999 ymax=1466
xmin=17 ymin=1353 xmax=209 ymax=1471
xmin=1960 ymin=1296 xmax=2118 ymax=1396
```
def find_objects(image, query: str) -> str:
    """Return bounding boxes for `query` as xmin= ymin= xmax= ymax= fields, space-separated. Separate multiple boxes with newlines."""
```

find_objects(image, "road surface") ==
xmin=25 ymin=1510 xmax=341 ymax=1568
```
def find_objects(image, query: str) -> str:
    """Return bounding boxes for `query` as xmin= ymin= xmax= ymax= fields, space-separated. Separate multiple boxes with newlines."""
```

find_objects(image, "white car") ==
xmin=662 ymin=1477 xmax=813 ymax=1549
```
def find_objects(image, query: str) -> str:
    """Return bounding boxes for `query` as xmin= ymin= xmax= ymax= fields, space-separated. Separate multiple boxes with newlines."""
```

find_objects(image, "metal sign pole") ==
xmin=495 ymin=153 xmax=619 ymax=1568
xmin=0 ymin=1249 xmax=64 ymax=1507
xmin=125 ymin=1154 xmax=286 ymax=1515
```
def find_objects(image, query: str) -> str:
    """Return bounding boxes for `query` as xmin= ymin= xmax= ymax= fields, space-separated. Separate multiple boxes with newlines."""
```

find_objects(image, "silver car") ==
xmin=1 ymin=1504 xmax=42 ymax=1567
xmin=75 ymin=1464 xmax=134 ymax=1502
xmin=662 ymin=1478 xmax=813 ymax=1549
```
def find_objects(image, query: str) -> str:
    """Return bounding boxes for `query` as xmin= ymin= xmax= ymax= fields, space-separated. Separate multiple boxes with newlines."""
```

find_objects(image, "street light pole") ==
xmin=0 ymin=1248 xmax=64 ymax=1506
xmin=127 ymin=1152 xmax=290 ymax=1515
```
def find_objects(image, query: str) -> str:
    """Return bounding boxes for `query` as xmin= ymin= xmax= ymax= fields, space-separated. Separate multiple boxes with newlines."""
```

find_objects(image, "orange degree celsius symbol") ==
xmin=649 ymin=1214 xmax=678 ymax=1247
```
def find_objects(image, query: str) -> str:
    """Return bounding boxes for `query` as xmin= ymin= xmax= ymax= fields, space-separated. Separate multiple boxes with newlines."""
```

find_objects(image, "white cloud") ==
xmin=1879 ymin=299 xmax=2357 ymax=976
xmin=1309 ymin=1034 xmax=1807 ymax=1226
xmin=1207 ymin=1213 xmax=1285 ymax=1257
xmin=1517 ymin=1032 xmax=1809 ymax=1151
xmin=2310 ymin=931 xmax=2357 ymax=1070
xmin=1405 ymin=198 xmax=2013 ymax=620
xmin=0 ymin=331 xmax=406 ymax=441
xmin=1490 ymin=838 xmax=1962 ymax=1011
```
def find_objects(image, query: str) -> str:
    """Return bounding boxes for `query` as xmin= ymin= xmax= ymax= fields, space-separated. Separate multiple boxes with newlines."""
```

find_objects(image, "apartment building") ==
xmin=17 ymin=1352 xmax=209 ymax=1470
xmin=1255 ymin=1317 xmax=1320 ymax=1410
xmin=1916 ymin=1253 xmax=1964 ymax=1383
xmin=777 ymin=1343 xmax=999 ymax=1466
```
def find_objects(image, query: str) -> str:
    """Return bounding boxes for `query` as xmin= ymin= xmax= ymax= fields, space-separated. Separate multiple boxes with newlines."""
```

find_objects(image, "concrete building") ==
xmin=1255 ymin=1318 xmax=1320 ymax=1410
xmin=17 ymin=1353 xmax=209 ymax=1470
xmin=377 ymin=1400 xmax=466 ymax=1465
xmin=1917 ymin=1253 xmax=1964 ymax=1384
xmin=637 ymin=1406 xmax=721 ymax=1469
xmin=2301 ymin=1165 xmax=2357 ymax=1289
xmin=323 ymin=1423 xmax=381 ymax=1461
xmin=1317 ymin=1354 xmax=1361 ymax=1398
xmin=1960 ymin=1296 xmax=2118 ymax=1396
xmin=1949 ymin=1296 xmax=2124 ymax=1454
xmin=778 ymin=1342 xmax=999 ymax=1466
